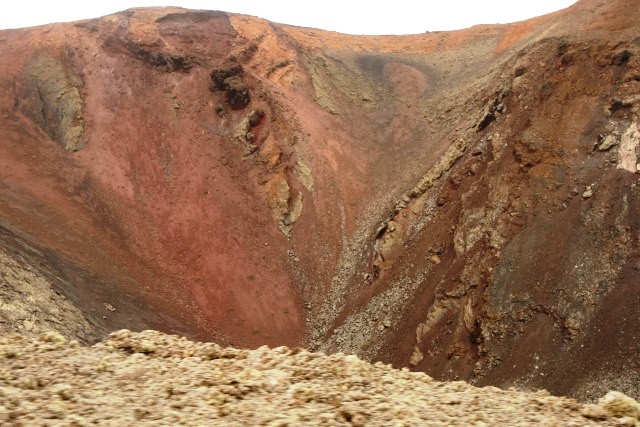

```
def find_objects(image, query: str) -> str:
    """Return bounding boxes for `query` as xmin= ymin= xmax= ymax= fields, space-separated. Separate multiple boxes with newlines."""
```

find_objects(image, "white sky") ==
xmin=1 ymin=1 xmax=578 ymax=34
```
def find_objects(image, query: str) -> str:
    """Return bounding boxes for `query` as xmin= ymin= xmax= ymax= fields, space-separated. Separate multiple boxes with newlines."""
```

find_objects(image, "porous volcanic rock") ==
xmin=211 ymin=63 xmax=251 ymax=109
xmin=0 ymin=330 xmax=638 ymax=426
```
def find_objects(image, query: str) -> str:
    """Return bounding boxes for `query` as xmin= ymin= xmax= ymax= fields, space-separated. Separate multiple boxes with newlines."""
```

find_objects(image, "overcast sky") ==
xmin=0 ymin=1 xmax=578 ymax=34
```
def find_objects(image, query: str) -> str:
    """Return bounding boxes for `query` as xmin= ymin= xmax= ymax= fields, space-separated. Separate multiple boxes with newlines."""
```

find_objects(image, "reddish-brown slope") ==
xmin=0 ymin=10 xmax=305 ymax=347
xmin=0 ymin=0 xmax=639 ymax=400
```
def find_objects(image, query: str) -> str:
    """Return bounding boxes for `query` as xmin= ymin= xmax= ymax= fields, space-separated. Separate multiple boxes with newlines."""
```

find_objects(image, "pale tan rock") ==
xmin=598 ymin=133 xmax=619 ymax=151
xmin=409 ymin=346 xmax=424 ymax=367
xmin=582 ymin=403 xmax=608 ymax=420
xmin=599 ymin=391 xmax=640 ymax=420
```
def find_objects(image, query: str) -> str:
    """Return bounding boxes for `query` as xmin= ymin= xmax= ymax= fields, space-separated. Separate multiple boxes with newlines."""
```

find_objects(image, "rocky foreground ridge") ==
xmin=1 ymin=329 xmax=639 ymax=426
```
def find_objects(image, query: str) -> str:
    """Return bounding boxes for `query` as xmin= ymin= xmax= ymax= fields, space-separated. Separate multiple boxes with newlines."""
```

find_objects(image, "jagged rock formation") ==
xmin=0 ymin=0 xmax=639 ymax=402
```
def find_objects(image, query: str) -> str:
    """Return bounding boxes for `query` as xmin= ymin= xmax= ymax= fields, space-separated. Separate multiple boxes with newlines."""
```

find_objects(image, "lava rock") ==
xmin=210 ymin=64 xmax=244 ymax=90
xmin=210 ymin=64 xmax=251 ymax=110
xmin=223 ymin=75 xmax=250 ymax=110
xmin=248 ymin=109 xmax=265 ymax=127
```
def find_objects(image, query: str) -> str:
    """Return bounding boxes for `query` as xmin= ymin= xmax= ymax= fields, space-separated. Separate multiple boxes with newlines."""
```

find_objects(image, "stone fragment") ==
xmin=52 ymin=383 xmax=73 ymax=401
xmin=39 ymin=331 xmax=67 ymax=345
xmin=611 ymin=49 xmax=632 ymax=65
xmin=409 ymin=347 xmax=424 ymax=367
xmin=617 ymin=123 xmax=639 ymax=173
xmin=616 ymin=416 xmax=639 ymax=426
xmin=599 ymin=391 xmax=640 ymax=420
xmin=598 ymin=134 xmax=619 ymax=151
xmin=248 ymin=109 xmax=264 ymax=127
xmin=581 ymin=403 xmax=608 ymax=420
xmin=215 ymin=103 xmax=226 ymax=117
xmin=139 ymin=340 xmax=156 ymax=354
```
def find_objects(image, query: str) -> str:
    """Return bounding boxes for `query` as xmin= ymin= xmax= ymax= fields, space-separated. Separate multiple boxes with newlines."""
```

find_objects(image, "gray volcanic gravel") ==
xmin=0 ymin=330 xmax=638 ymax=426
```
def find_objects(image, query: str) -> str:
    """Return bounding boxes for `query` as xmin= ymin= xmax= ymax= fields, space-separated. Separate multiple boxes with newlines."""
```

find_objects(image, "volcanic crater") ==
xmin=0 ymin=0 xmax=639 ymax=402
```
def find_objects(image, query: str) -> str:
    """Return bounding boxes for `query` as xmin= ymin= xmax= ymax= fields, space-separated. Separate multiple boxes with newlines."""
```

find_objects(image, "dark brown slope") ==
xmin=0 ymin=0 xmax=638 ymax=400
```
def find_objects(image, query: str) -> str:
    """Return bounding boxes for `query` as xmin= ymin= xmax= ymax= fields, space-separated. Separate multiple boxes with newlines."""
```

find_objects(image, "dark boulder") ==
xmin=223 ymin=75 xmax=250 ymax=110
xmin=210 ymin=64 xmax=250 ymax=109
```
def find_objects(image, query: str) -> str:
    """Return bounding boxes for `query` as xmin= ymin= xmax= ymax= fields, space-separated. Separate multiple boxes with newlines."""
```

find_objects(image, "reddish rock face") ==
xmin=0 ymin=0 xmax=639 ymax=400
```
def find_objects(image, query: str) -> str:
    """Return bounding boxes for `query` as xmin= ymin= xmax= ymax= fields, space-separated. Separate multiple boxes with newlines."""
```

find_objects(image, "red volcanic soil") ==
xmin=0 ymin=0 xmax=639 ymax=400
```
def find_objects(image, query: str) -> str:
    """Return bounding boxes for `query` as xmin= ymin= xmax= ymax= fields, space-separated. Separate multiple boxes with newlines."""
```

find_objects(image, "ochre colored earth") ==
xmin=0 ymin=0 xmax=639 ymax=401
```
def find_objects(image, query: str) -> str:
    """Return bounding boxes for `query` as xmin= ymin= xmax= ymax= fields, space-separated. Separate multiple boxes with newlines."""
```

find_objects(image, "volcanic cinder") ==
xmin=0 ymin=0 xmax=639 ymax=401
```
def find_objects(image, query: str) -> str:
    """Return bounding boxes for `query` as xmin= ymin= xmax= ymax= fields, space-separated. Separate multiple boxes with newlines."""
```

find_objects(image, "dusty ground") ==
xmin=0 ymin=329 xmax=638 ymax=426
xmin=0 ymin=0 xmax=639 ymax=404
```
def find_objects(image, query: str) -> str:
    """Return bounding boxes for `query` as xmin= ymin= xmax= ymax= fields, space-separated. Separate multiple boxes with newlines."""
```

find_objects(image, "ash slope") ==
xmin=0 ymin=0 xmax=639 ymax=401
